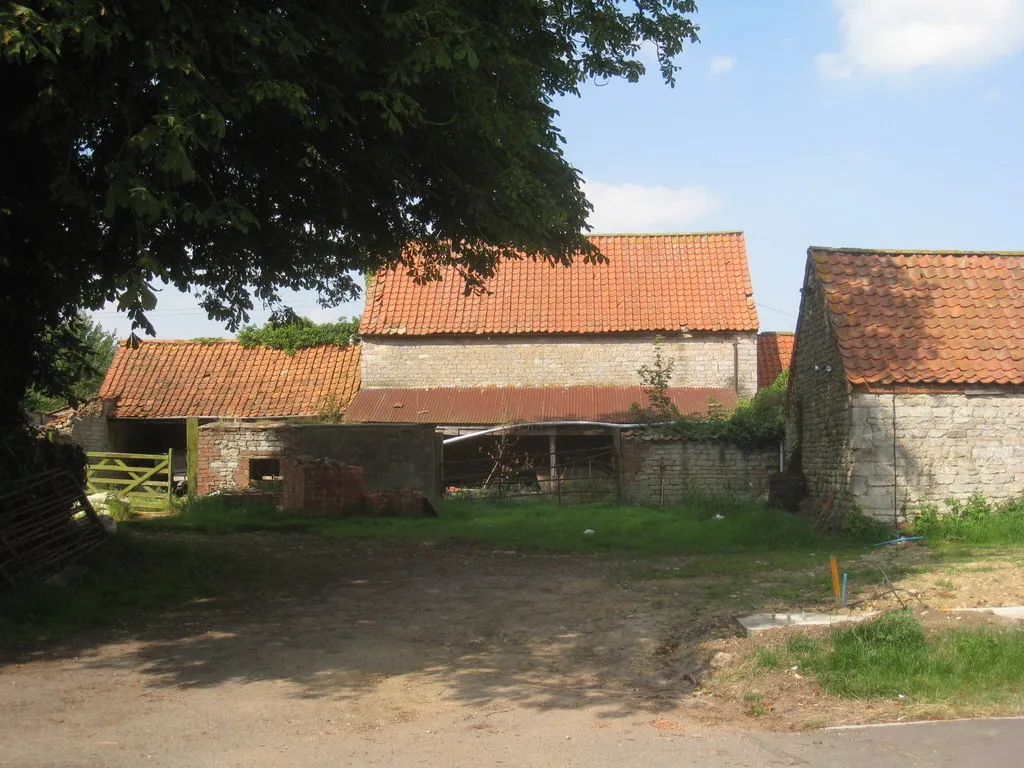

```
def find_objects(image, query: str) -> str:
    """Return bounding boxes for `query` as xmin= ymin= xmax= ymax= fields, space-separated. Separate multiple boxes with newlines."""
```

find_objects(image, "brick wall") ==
xmin=850 ymin=392 xmax=1024 ymax=521
xmin=361 ymin=332 xmax=758 ymax=398
xmin=196 ymin=421 xmax=440 ymax=500
xmin=620 ymin=436 xmax=778 ymax=503
xmin=785 ymin=264 xmax=854 ymax=526
xmin=281 ymin=458 xmax=364 ymax=516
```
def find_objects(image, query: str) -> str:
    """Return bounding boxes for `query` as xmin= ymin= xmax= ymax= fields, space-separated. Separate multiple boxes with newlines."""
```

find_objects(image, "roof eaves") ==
xmin=808 ymin=246 xmax=1024 ymax=258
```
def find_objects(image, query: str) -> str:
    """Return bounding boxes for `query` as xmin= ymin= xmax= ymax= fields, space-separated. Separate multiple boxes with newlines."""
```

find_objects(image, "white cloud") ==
xmin=708 ymin=55 xmax=737 ymax=75
xmin=583 ymin=181 xmax=719 ymax=233
xmin=818 ymin=0 xmax=1024 ymax=78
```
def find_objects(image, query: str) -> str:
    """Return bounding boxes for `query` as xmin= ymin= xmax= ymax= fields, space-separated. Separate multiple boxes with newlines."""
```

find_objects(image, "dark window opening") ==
xmin=249 ymin=458 xmax=283 ymax=492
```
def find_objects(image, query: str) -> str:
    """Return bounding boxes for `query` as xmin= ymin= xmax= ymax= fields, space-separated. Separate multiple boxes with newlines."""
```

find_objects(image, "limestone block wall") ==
xmin=197 ymin=422 xmax=297 ymax=494
xmin=620 ymin=436 xmax=778 ymax=503
xmin=361 ymin=332 xmax=758 ymax=398
xmin=850 ymin=392 xmax=1024 ymax=521
xmin=784 ymin=266 xmax=854 ymax=526
xmin=68 ymin=412 xmax=110 ymax=453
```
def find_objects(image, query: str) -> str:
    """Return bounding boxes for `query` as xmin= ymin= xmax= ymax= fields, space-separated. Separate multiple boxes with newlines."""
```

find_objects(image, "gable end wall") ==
xmin=361 ymin=332 xmax=757 ymax=397
xmin=785 ymin=263 xmax=854 ymax=526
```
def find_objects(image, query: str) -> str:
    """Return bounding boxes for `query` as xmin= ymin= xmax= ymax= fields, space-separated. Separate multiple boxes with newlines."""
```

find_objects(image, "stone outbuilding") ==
xmin=786 ymin=247 xmax=1024 ymax=525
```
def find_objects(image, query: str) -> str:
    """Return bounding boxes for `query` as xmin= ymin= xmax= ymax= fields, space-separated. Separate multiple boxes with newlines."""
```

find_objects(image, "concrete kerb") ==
xmin=738 ymin=605 xmax=1024 ymax=637
xmin=943 ymin=606 xmax=1024 ymax=619
xmin=737 ymin=611 xmax=878 ymax=636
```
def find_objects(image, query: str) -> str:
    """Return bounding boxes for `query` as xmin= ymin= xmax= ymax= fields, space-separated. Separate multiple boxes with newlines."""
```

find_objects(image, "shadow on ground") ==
xmin=10 ymin=533 xmax=790 ymax=719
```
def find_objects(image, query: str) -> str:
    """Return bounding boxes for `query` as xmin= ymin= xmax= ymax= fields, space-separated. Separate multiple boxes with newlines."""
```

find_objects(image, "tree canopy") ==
xmin=0 ymin=0 xmax=699 ymax=426
xmin=22 ymin=312 xmax=119 ymax=413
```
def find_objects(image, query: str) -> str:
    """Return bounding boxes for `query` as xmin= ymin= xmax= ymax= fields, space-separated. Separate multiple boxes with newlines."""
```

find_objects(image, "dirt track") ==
xmin=2 ymin=534 xmax=1022 ymax=767
xmin=1 ymin=535 xmax=740 ymax=766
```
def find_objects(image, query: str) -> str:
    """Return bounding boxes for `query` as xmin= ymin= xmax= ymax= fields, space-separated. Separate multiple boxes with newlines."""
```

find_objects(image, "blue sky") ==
xmin=94 ymin=0 xmax=1024 ymax=337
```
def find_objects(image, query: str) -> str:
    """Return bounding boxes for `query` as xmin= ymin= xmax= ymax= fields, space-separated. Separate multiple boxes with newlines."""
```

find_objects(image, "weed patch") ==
xmin=913 ymin=494 xmax=1024 ymax=545
xmin=782 ymin=611 xmax=1024 ymax=704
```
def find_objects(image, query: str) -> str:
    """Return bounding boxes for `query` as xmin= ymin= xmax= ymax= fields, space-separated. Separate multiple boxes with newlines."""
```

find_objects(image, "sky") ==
xmin=93 ymin=0 xmax=1024 ymax=338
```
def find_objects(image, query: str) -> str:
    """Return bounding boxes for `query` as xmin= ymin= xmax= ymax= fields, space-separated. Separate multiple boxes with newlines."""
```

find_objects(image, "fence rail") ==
xmin=86 ymin=450 xmax=174 ymax=509
xmin=0 ymin=469 xmax=106 ymax=585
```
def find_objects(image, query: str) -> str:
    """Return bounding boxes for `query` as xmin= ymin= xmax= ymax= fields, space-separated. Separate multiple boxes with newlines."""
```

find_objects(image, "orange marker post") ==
xmin=830 ymin=555 xmax=841 ymax=608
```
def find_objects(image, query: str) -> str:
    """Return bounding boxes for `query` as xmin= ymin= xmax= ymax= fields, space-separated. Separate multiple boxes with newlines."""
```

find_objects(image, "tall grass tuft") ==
xmin=912 ymin=493 xmax=1024 ymax=545
xmin=786 ymin=610 xmax=1024 ymax=703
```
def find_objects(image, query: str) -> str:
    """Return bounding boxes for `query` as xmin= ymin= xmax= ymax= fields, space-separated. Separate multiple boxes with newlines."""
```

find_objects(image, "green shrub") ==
xmin=237 ymin=314 xmax=359 ymax=354
xmin=632 ymin=366 xmax=789 ymax=452
xmin=911 ymin=493 xmax=1024 ymax=544
xmin=841 ymin=507 xmax=892 ymax=543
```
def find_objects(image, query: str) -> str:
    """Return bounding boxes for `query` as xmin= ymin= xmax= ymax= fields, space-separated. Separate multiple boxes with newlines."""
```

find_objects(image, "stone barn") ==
xmin=355 ymin=232 xmax=761 ymax=398
xmin=347 ymin=232 xmax=761 ymax=492
xmin=786 ymin=247 xmax=1024 ymax=525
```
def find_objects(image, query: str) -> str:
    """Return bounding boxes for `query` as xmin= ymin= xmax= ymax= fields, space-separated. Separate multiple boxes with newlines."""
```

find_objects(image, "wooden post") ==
xmin=611 ymin=427 xmax=623 ymax=501
xmin=167 ymin=448 xmax=175 ymax=507
xmin=186 ymin=417 xmax=199 ymax=496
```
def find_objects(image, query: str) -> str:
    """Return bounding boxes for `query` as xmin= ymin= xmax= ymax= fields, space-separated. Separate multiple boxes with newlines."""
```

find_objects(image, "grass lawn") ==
xmin=127 ymin=494 xmax=869 ymax=556
xmin=0 ymin=533 xmax=264 ymax=651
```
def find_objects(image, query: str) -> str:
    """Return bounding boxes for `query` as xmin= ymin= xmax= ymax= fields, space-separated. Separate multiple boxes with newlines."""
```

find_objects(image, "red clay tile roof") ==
xmin=344 ymin=386 xmax=738 ymax=425
xmin=360 ymin=233 xmax=758 ymax=336
xmin=757 ymin=332 xmax=795 ymax=389
xmin=99 ymin=340 xmax=361 ymax=418
xmin=810 ymin=248 xmax=1024 ymax=386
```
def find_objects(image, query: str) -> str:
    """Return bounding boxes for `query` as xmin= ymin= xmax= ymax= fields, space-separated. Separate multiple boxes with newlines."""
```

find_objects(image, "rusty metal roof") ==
xmin=344 ymin=386 xmax=738 ymax=425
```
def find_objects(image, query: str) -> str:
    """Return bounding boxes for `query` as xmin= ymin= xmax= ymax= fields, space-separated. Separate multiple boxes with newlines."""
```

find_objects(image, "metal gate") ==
xmin=442 ymin=438 xmax=617 ymax=503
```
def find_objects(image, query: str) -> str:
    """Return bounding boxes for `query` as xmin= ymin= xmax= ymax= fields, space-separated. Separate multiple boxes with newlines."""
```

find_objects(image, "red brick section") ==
xmin=280 ymin=458 xmax=428 ymax=517
xmin=363 ymin=490 xmax=428 ymax=517
xmin=344 ymin=385 xmax=740 ymax=425
xmin=757 ymin=332 xmax=795 ymax=389
xmin=281 ymin=458 xmax=364 ymax=516
xmin=361 ymin=233 xmax=759 ymax=336
xmin=810 ymin=248 xmax=1024 ymax=386
xmin=100 ymin=340 xmax=361 ymax=418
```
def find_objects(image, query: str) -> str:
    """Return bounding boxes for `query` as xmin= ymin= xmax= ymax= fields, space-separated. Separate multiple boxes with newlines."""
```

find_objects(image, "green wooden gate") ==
xmin=86 ymin=450 xmax=174 ymax=509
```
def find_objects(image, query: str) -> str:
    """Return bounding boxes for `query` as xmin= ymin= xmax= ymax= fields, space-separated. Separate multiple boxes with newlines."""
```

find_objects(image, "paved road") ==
xmin=349 ymin=716 xmax=1023 ymax=768
xmin=4 ymin=709 xmax=1020 ymax=767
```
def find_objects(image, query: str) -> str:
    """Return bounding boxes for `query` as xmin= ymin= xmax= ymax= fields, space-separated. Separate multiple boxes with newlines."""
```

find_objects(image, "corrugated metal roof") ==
xmin=344 ymin=386 xmax=739 ymax=425
xmin=361 ymin=233 xmax=759 ymax=336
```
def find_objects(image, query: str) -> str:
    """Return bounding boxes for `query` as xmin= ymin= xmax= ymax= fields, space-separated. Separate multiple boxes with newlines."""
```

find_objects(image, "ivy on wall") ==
xmin=237 ymin=315 xmax=359 ymax=354
xmin=630 ymin=336 xmax=787 ymax=452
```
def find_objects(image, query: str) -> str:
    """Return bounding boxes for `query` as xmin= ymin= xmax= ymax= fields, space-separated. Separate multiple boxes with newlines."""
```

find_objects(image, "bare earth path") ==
xmin=1 ymin=534 xmax=1020 ymax=766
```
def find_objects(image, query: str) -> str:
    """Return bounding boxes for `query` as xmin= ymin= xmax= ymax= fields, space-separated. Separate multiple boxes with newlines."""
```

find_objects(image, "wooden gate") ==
xmin=86 ymin=450 xmax=174 ymax=509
